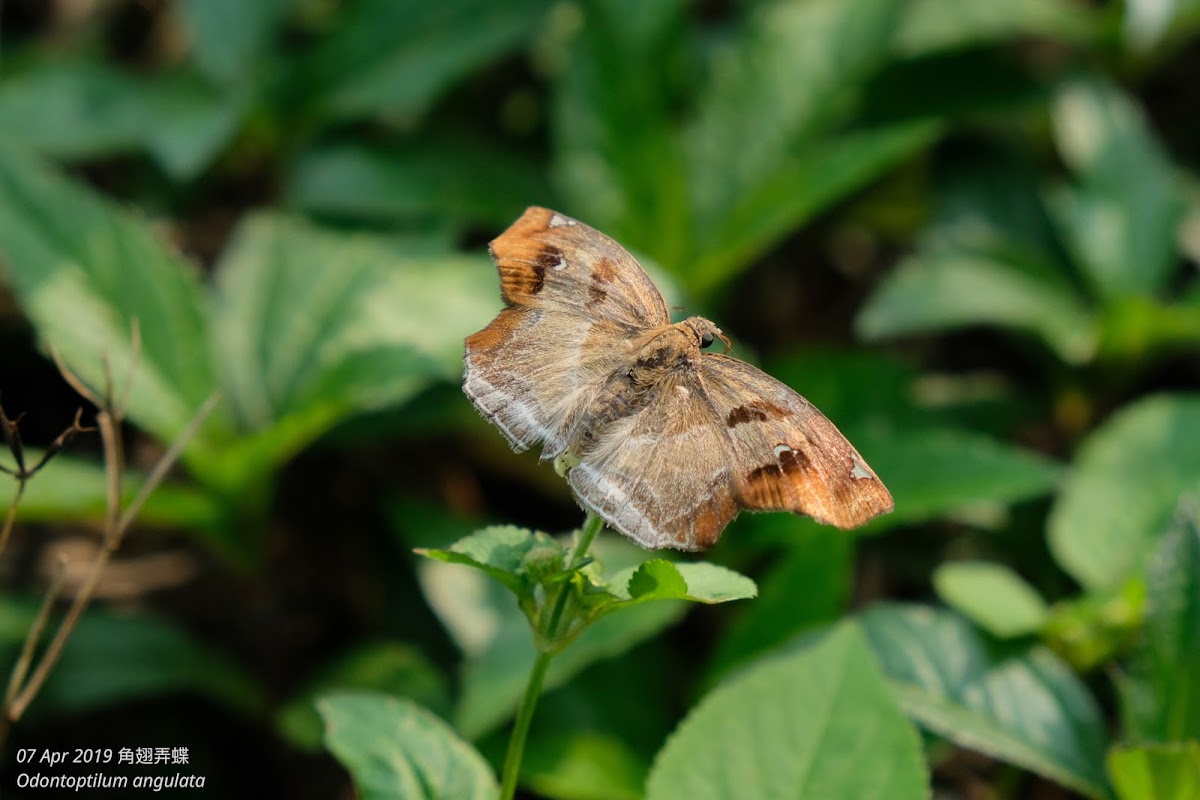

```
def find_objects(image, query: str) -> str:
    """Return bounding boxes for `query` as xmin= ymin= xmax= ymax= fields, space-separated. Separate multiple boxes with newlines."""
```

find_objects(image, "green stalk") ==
xmin=498 ymin=512 xmax=605 ymax=800
xmin=498 ymin=648 xmax=551 ymax=800
xmin=545 ymin=512 xmax=604 ymax=638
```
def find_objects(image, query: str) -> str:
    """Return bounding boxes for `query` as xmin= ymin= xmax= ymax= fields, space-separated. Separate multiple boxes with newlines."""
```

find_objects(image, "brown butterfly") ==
xmin=464 ymin=207 xmax=893 ymax=550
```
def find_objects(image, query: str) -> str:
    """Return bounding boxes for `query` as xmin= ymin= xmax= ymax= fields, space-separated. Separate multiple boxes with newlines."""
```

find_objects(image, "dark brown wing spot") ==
xmin=586 ymin=257 xmax=616 ymax=306
xmin=530 ymin=262 xmax=547 ymax=294
xmin=528 ymin=245 xmax=568 ymax=294
xmin=726 ymin=401 xmax=789 ymax=428
xmin=499 ymin=259 xmax=546 ymax=299
xmin=747 ymin=445 xmax=811 ymax=483
xmin=778 ymin=446 xmax=811 ymax=474
xmin=747 ymin=463 xmax=782 ymax=483
xmin=593 ymin=256 xmax=617 ymax=284
xmin=728 ymin=405 xmax=767 ymax=426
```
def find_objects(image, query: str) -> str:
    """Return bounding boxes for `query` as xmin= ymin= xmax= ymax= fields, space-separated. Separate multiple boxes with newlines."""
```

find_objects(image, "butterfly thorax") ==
xmin=563 ymin=318 xmax=718 ymax=459
xmin=627 ymin=316 xmax=724 ymax=380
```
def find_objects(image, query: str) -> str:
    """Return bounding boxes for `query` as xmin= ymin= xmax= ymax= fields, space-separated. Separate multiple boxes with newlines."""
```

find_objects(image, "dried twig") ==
xmin=4 ymin=391 xmax=218 ymax=724
xmin=0 ymin=403 xmax=91 ymax=559
xmin=2 ymin=321 xmax=219 ymax=745
xmin=4 ymin=556 xmax=66 ymax=707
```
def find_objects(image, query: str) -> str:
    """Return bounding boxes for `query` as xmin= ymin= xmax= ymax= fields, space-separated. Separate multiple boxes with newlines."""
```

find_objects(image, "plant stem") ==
xmin=569 ymin=511 xmax=604 ymax=569
xmin=498 ymin=512 xmax=604 ymax=800
xmin=498 ymin=649 xmax=551 ymax=800
xmin=545 ymin=511 xmax=604 ymax=639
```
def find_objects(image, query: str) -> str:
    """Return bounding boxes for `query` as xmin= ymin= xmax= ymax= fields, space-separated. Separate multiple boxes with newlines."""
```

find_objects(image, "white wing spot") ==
xmin=552 ymin=254 xmax=568 ymax=270
xmin=773 ymin=444 xmax=792 ymax=458
xmin=548 ymin=213 xmax=576 ymax=228
xmin=851 ymin=459 xmax=873 ymax=480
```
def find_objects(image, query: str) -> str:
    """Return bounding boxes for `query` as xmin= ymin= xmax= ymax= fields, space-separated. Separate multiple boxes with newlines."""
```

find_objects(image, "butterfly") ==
xmin=463 ymin=207 xmax=893 ymax=550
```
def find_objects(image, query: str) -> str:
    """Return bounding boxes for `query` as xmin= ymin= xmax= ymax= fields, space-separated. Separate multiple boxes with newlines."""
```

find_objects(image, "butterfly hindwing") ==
xmin=698 ymin=355 xmax=894 ymax=529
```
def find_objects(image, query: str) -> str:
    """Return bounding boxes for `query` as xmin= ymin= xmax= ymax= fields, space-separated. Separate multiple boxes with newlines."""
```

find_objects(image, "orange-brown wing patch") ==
xmin=700 ymin=355 xmax=894 ymax=530
xmin=486 ymin=207 xmax=670 ymax=328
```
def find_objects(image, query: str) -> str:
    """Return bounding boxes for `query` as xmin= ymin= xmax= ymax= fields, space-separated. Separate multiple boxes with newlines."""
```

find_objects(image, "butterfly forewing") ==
xmin=464 ymin=208 xmax=672 ymax=455
xmin=486 ymin=207 xmax=670 ymax=328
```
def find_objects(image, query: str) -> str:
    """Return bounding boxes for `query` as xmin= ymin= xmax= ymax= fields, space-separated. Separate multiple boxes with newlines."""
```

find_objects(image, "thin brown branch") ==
xmin=25 ymin=408 xmax=93 ymax=477
xmin=115 ymin=392 xmax=219 ymax=538
xmin=50 ymin=348 xmax=101 ymax=408
xmin=96 ymin=411 xmax=123 ymax=539
xmin=4 ymin=555 xmax=66 ymax=708
xmin=0 ymin=399 xmax=26 ymax=474
xmin=0 ymin=479 xmax=26 ymax=561
xmin=5 ymin=392 xmax=220 ymax=724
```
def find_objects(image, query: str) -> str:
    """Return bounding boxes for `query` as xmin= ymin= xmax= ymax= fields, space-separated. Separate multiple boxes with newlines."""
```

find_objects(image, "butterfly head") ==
xmin=681 ymin=317 xmax=732 ymax=354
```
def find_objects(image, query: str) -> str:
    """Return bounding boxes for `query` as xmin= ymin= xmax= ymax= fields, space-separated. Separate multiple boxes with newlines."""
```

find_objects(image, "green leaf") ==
xmin=286 ymin=141 xmax=550 ymax=229
xmin=0 ymin=145 xmax=224 ymax=446
xmin=456 ymin=597 xmax=687 ymax=739
xmin=514 ymin=641 xmax=678 ymax=800
xmin=277 ymin=642 xmax=450 ymax=752
xmin=862 ymin=603 xmax=1108 ymax=797
xmin=1109 ymin=742 xmax=1200 ymax=800
xmin=1123 ymin=0 xmax=1200 ymax=52
xmin=1049 ymin=394 xmax=1200 ymax=590
xmin=645 ymin=621 xmax=928 ymax=800
xmin=299 ymin=0 xmax=551 ymax=122
xmin=896 ymin=0 xmax=1093 ymax=56
xmin=759 ymin=352 xmax=1061 ymax=528
xmin=606 ymin=560 xmax=757 ymax=605
xmin=1097 ymin=296 xmax=1200 ymax=362
xmin=135 ymin=69 xmax=248 ymax=180
xmin=319 ymin=691 xmax=497 ymax=800
xmin=860 ymin=49 xmax=1046 ymax=124
xmin=705 ymin=529 xmax=852 ymax=682
xmin=208 ymin=214 xmax=498 ymax=483
xmin=0 ymin=60 xmax=150 ymax=159
xmin=420 ymin=536 xmax=691 ymax=738
xmin=766 ymin=350 xmax=919 ymax=426
xmin=180 ymin=0 xmax=293 ymax=84
xmin=417 ymin=525 xmax=564 ymax=597
xmin=858 ymin=426 xmax=1062 ymax=526
xmin=1119 ymin=502 xmax=1200 ymax=742
xmin=933 ymin=561 xmax=1049 ymax=638
xmin=0 ymin=450 xmax=238 ymax=555
xmin=689 ymin=120 xmax=940 ymax=293
xmin=1042 ymin=580 xmax=1145 ymax=671
xmin=522 ymin=730 xmax=646 ymax=800
xmin=1051 ymin=76 xmax=1184 ymax=301
xmin=857 ymin=251 xmax=1097 ymax=363
xmin=0 ymin=61 xmax=245 ymax=180
xmin=688 ymin=0 xmax=903 ymax=237
xmin=552 ymin=0 xmax=692 ymax=269
xmin=919 ymin=141 xmax=1066 ymax=258
xmin=0 ymin=601 xmax=262 ymax=717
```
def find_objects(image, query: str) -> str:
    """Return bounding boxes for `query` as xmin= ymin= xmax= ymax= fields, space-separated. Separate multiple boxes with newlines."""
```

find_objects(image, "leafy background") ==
xmin=0 ymin=0 xmax=1198 ymax=797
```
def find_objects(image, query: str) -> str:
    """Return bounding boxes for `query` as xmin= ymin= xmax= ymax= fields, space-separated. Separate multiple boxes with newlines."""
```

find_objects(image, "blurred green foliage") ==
xmin=0 ymin=0 xmax=1198 ymax=797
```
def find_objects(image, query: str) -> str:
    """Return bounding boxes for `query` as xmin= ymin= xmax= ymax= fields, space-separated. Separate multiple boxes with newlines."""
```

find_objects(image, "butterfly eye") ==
xmin=700 ymin=332 xmax=714 ymax=349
